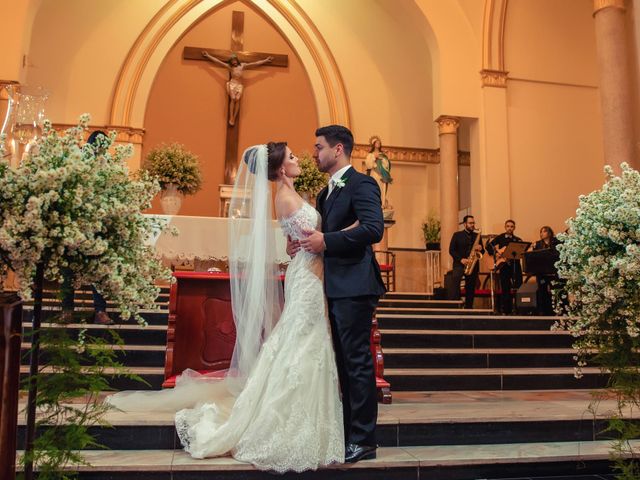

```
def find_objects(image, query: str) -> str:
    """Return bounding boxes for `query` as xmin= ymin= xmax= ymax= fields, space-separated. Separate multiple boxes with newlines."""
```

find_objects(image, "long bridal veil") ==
xmin=227 ymin=144 xmax=283 ymax=394
xmin=106 ymin=145 xmax=283 ymax=412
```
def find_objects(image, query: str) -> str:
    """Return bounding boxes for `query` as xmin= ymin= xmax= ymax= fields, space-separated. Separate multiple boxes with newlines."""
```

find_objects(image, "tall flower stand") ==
xmin=0 ymin=293 xmax=22 ymax=480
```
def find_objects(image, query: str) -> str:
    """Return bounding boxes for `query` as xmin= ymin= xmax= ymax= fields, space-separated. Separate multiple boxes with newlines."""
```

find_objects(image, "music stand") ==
xmin=502 ymin=241 xmax=531 ymax=263
xmin=502 ymin=241 xmax=531 ymax=314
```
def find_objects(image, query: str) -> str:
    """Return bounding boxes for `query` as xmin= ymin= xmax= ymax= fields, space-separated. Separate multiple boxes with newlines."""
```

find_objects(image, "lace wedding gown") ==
xmin=169 ymin=202 xmax=344 ymax=472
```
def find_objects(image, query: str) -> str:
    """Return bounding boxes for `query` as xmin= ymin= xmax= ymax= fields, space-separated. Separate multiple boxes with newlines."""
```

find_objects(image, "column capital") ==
xmin=435 ymin=116 xmax=460 ymax=135
xmin=480 ymin=69 xmax=509 ymax=88
xmin=593 ymin=0 xmax=625 ymax=15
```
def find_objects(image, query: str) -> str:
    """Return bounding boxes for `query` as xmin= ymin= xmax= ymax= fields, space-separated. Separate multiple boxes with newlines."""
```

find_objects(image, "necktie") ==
xmin=327 ymin=178 xmax=337 ymax=198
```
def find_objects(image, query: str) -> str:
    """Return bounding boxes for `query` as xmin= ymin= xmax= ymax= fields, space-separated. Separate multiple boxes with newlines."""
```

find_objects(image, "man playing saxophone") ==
xmin=449 ymin=215 xmax=484 ymax=309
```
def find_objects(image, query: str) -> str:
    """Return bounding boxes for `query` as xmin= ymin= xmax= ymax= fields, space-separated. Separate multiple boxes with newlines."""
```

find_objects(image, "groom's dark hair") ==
xmin=315 ymin=125 xmax=354 ymax=157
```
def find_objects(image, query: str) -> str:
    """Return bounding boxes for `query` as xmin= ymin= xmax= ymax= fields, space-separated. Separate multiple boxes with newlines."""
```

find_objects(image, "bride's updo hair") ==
xmin=266 ymin=141 xmax=287 ymax=181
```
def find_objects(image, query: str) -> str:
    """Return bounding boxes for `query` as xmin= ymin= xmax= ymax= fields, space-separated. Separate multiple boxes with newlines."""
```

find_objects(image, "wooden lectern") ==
xmin=163 ymin=272 xmax=391 ymax=403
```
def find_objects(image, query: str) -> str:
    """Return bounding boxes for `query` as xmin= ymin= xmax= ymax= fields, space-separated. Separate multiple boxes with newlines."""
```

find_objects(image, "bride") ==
xmin=107 ymin=143 xmax=344 ymax=472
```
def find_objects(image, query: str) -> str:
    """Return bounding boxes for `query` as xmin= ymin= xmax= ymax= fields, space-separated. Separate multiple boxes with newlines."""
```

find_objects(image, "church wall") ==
xmin=502 ymin=0 xmax=605 ymax=242
xmin=25 ymin=0 xmax=161 ymax=124
xmin=0 ymin=0 xmax=42 ymax=83
xmin=296 ymin=0 xmax=437 ymax=149
xmin=11 ymin=0 xmax=622 ymax=259
xmin=142 ymin=1 xmax=318 ymax=217
xmin=627 ymin=0 xmax=640 ymax=165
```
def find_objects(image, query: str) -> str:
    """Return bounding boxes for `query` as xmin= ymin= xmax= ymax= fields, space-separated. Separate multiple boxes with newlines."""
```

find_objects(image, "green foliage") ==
xmin=421 ymin=212 xmax=440 ymax=243
xmin=143 ymin=143 xmax=203 ymax=195
xmin=293 ymin=152 xmax=328 ymax=196
xmin=18 ymin=318 xmax=146 ymax=478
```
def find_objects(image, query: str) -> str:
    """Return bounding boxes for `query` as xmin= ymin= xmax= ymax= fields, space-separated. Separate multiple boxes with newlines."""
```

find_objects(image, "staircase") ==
xmin=378 ymin=292 xmax=606 ymax=392
xmin=13 ymin=288 xmax=622 ymax=479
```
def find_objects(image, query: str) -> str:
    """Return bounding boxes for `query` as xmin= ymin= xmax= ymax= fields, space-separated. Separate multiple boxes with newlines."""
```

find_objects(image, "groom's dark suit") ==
xmin=316 ymin=166 xmax=386 ymax=447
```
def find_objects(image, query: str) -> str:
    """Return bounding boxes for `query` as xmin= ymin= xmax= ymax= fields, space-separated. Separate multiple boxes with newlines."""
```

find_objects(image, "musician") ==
xmin=533 ymin=226 xmax=560 ymax=316
xmin=449 ymin=215 xmax=484 ymax=309
xmin=486 ymin=219 xmax=523 ymax=314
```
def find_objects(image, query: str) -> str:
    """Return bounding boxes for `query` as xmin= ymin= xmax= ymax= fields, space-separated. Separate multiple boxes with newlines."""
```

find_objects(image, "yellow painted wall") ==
xmin=8 ymin=0 xmax=637 ymax=255
xmin=142 ymin=1 xmax=318 ymax=217
xmin=296 ymin=0 xmax=437 ymax=148
xmin=25 ymin=0 xmax=161 ymax=123
xmin=503 ymin=0 xmax=604 ymax=242
xmin=0 ymin=0 xmax=42 ymax=83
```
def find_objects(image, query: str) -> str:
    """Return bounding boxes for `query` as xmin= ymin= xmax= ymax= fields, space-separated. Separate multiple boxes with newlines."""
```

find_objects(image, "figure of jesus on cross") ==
xmin=201 ymin=51 xmax=274 ymax=126
xmin=183 ymin=10 xmax=288 ymax=186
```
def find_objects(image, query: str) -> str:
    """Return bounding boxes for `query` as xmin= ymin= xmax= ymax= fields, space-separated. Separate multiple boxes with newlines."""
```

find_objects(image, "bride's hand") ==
xmin=286 ymin=235 xmax=301 ymax=258
xmin=341 ymin=220 xmax=360 ymax=231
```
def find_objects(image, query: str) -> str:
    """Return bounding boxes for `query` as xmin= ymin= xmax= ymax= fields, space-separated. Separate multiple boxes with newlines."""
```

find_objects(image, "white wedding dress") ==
xmin=108 ymin=202 xmax=344 ymax=473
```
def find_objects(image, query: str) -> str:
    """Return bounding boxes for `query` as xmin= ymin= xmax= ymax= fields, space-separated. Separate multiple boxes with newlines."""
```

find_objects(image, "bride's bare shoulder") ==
xmin=275 ymin=190 xmax=303 ymax=219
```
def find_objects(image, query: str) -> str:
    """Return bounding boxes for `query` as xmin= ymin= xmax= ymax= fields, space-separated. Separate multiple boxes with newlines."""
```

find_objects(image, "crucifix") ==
xmin=184 ymin=10 xmax=288 ymax=187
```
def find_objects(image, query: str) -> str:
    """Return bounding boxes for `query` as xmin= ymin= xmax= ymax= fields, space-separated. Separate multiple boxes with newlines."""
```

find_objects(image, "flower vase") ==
xmin=160 ymin=183 xmax=182 ymax=215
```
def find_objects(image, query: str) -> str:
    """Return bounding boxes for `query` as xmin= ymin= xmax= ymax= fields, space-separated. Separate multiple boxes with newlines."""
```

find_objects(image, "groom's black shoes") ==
xmin=345 ymin=443 xmax=377 ymax=463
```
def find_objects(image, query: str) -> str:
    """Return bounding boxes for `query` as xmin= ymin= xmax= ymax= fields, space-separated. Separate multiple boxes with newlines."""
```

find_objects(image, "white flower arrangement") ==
xmin=554 ymin=162 xmax=640 ymax=376
xmin=0 ymin=114 xmax=172 ymax=325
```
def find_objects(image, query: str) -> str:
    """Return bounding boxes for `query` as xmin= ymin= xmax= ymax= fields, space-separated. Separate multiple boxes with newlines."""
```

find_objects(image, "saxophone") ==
xmin=464 ymin=229 xmax=483 ymax=275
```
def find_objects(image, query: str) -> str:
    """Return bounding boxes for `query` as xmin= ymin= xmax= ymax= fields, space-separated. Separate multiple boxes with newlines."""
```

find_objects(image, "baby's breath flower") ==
xmin=0 ymin=114 xmax=172 ymax=325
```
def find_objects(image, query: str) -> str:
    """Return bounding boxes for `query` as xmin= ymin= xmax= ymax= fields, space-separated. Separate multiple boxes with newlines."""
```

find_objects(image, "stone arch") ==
xmin=109 ymin=0 xmax=350 ymax=128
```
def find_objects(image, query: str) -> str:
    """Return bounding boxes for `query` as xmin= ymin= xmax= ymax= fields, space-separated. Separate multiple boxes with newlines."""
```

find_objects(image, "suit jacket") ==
xmin=316 ymin=167 xmax=386 ymax=299
xmin=449 ymin=230 xmax=485 ymax=268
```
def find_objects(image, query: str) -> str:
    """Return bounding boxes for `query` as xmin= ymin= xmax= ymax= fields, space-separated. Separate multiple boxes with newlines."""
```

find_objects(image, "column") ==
xmin=593 ymin=0 xmax=635 ymax=168
xmin=436 ymin=115 xmax=460 ymax=275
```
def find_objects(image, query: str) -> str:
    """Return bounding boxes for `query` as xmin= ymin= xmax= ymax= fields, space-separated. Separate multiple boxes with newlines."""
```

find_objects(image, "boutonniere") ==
xmin=334 ymin=176 xmax=347 ymax=189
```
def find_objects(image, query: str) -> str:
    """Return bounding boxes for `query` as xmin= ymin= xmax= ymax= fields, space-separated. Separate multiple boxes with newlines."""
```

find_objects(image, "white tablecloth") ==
xmin=146 ymin=215 xmax=290 ymax=264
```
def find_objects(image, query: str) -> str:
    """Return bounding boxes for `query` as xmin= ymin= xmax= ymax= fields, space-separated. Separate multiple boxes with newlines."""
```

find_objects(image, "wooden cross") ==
xmin=184 ymin=10 xmax=288 ymax=185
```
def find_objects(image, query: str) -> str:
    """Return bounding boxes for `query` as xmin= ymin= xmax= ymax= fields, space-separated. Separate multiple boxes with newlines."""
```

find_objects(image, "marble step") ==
xmin=19 ymin=365 xmax=164 ymax=390
xmin=22 ymin=322 xmax=168 ymax=346
xmin=22 ymin=307 xmax=169 ymax=326
xmin=383 ymin=348 xmax=583 ymax=369
xmin=20 ymin=343 xmax=166 ymax=367
xmin=21 ymin=344 xmax=583 ymax=371
xmin=20 ymin=287 xmax=170 ymax=302
xmin=378 ymin=299 xmax=463 ymax=309
xmin=377 ymin=314 xmax=558 ymax=331
xmin=14 ymin=442 xmax=621 ymax=479
xmin=16 ymin=390 xmax=629 ymax=450
xmin=383 ymin=292 xmax=436 ymax=300
xmin=379 ymin=329 xmax=574 ymax=349
xmin=377 ymin=307 xmax=494 ymax=315
xmin=384 ymin=367 xmax=608 ymax=391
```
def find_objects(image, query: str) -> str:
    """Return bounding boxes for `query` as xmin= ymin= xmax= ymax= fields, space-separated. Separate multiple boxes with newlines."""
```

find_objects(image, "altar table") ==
xmin=163 ymin=271 xmax=391 ymax=404
xmin=146 ymin=214 xmax=290 ymax=264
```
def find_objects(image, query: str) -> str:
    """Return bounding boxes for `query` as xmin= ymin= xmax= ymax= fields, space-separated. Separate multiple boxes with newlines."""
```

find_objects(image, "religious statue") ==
xmin=201 ymin=52 xmax=273 ymax=126
xmin=364 ymin=135 xmax=393 ymax=210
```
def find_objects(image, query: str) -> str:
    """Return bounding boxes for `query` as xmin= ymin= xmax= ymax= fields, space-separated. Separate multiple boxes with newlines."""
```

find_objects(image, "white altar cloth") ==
xmin=146 ymin=215 xmax=290 ymax=264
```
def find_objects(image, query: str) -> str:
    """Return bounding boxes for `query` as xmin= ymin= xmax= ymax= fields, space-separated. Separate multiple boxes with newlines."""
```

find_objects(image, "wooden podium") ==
xmin=163 ymin=271 xmax=391 ymax=403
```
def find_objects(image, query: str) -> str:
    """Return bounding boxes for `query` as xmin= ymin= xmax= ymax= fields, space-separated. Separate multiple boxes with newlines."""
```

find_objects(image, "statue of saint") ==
xmin=201 ymin=52 xmax=273 ymax=126
xmin=364 ymin=135 xmax=393 ymax=209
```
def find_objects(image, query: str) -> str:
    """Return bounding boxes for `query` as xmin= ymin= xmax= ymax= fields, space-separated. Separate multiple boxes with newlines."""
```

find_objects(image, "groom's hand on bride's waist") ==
xmin=286 ymin=235 xmax=301 ymax=258
xmin=300 ymin=229 xmax=326 ymax=253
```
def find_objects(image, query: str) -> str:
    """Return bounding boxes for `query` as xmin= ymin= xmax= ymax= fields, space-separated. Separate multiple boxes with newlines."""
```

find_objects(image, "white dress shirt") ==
xmin=326 ymin=165 xmax=353 ymax=198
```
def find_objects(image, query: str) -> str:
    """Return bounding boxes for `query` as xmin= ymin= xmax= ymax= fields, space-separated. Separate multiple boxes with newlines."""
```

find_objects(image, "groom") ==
xmin=294 ymin=125 xmax=386 ymax=463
